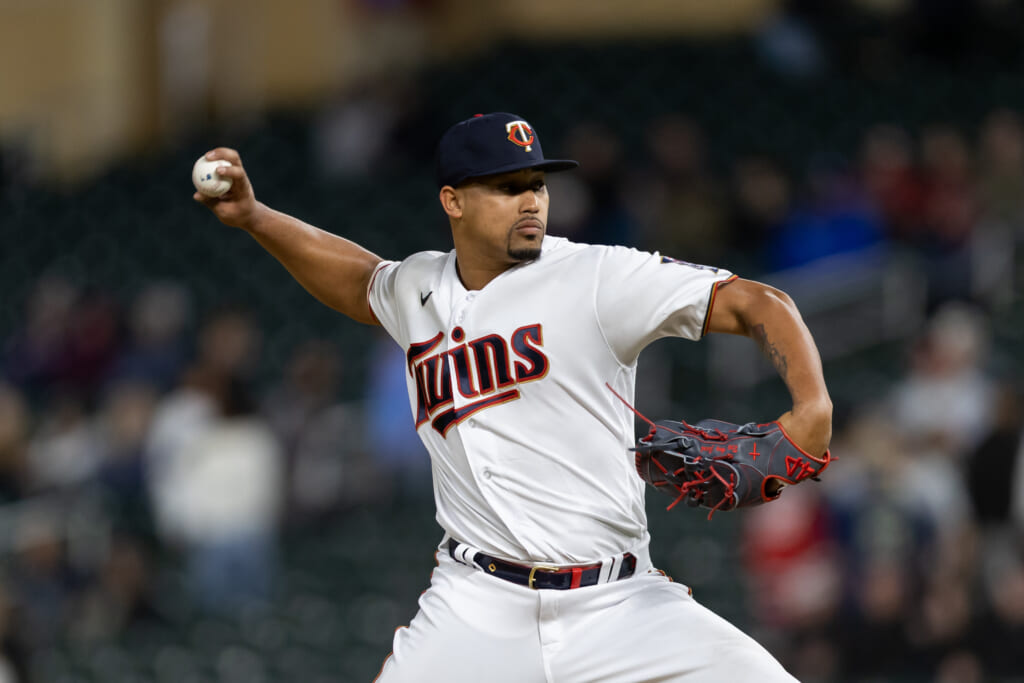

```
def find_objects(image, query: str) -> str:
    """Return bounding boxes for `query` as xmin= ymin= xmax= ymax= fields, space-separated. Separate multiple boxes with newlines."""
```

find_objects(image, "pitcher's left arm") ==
xmin=705 ymin=278 xmax=833 ymax=458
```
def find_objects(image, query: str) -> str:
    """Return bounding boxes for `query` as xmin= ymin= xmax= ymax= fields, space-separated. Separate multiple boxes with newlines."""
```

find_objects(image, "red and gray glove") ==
xmin=633 ymin=418 xmax=832 ymax=518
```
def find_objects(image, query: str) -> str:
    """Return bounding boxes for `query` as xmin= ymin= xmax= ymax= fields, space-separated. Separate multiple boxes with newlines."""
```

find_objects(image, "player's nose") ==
xmin=520 ymin=188 xmax=541 ymax=212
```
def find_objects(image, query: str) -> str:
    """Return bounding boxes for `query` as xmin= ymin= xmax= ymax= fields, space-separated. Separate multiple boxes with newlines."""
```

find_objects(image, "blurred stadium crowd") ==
xmin=1 ymin=3 xmax=1024 ymax=682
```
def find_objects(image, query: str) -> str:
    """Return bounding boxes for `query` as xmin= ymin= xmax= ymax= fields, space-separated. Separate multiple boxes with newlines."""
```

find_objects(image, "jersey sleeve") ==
xmin=595 ymin=247 xmax=736 ymax=364
xmin=366 ymin=260 xmax=403 ymax=342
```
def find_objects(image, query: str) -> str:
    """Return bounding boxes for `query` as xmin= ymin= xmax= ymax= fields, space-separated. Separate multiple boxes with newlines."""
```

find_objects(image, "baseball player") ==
xmin=195 ymin=112 xmax=833 ymax=682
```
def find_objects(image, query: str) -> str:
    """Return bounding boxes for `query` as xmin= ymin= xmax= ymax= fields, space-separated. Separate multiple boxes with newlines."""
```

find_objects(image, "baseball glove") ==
xmin=633 ymin=419 xmax=832 ymax=519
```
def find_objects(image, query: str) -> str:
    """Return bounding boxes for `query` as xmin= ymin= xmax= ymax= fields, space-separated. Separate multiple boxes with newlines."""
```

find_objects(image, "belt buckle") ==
xmin=527 ymin=565 xmax=560 ymax=590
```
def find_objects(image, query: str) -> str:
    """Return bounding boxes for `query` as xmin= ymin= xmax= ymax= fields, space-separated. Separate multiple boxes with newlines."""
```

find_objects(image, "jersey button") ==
xmin=482 ymin=469 xmax=492 ymax=479
xmin=467 ymin=419 xmax=477 ymax=428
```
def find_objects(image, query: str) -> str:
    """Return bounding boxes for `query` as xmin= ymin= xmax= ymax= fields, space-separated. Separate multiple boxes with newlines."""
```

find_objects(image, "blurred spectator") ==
xmin=740 ymin=485 xmax=842 ymax=682
xmin=313 ymin=82 xmax=402 ymax=180
xmin=767 ymin=155 xmax=884 ymax=271
xmin=728 ymin=154 xmax=793 ymax=273
xmin=965 ymin=384 xmax=1022 ymax=532
xmin=290 ymin=400 xmax=380 ymax=517
xmin=976 ymin=558 xmax=1024 ymax=678
xmin=0 ymin=383 xmax=31 ymax=504
xmin=909 ymin=574 xmax=979 ymax=680
xmin=918 ymin=124 xmax=978 ymax=303
xmin=822 ymin=410 xmax=931 ymax=675
xmin=377 ymin=81 xmax=443 ymax=174
xmin=887 ymin=302 xmax=995 ymax=560
xmin=70 ymin=535 xmax=163 ymax=643
xmin=144 ymin=366 xmax=218 ymax=545
xmin=156 ymin=374 xmax=283 ymax=613
xmin=783 ymin=633 xmax=839 ymax=683
xmin=976 ymin=108 xmax=1024 ymax=230
xmin=859 ymin=123 xmax=926 ymax=240
xmin=26 ymin=391 xmax=102 ymax=493
xmin=838 ymin=557 xmax=918 ymax=678
xmin=263 ymin=339 xmax=381 ymax=522
xmin=753 ymin=5 xmax=827 ymax=81
xmin=365 ymin=331 xmax=430 ymax=500
xmin=3 ymin=275 xmax=78 ymax=400
xmin=921 ymin=125 xmax=977 ymax=247
xmin=193 ymin=305 xmax=261 ymax=380
xmin=60 ymin=288 xmax=122 ymax=395
xmin=628 ymin=114 xmax=730 ymax=265
xmin=5 ymin=279 xmax=120 ymax=399
xmin=92 ymin=380 xmax=159 ymax=539
xmin=263 ymin=339 xmax=341 ymax=455
xmin=972 ymin=108 xmax=1024 ymax=308
xmin=8 ymin=508 xmax=85 ymax=648
xmin=921 ymin=125 xmax=974 ymax=240
xmin=108 ymin=281 xmax=193 ymax=392
xmin=891 ymin=301 xmax=996 ymax=459
xmin=741 ymin=485 xmax=841 ymax=632
xmin=145 ymin=306 xmax=261 ymax=542
xmin=313 ymin=80 xmax=437 ymax=181
xmin=547 ymin=121 xmax=635 ymax=246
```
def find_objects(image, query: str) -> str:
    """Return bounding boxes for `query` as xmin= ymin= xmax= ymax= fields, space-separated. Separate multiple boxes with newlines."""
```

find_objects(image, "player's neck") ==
xmin=452 ymin=229 xmax=541 ymax=290
xmin=454 ymin=259 xmax=513 ymax=291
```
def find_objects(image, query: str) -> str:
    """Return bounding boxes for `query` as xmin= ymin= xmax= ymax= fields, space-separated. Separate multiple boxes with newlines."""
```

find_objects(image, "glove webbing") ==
xmin=608 ymin=383 xmax=744 ymax=518
xmin=642 ymin=422 xmax=740 ymax=518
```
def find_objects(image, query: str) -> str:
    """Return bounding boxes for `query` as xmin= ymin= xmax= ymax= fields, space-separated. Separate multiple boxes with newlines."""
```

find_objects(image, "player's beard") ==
xmin=508 ymin=244 xmax=542 ymax=262
xmin=506 ymin=223 xmax=544 ymax=262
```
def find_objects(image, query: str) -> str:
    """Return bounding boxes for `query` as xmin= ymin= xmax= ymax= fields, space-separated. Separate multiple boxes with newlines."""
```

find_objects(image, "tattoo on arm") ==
xmin=752 ymin=324 xmax=789 ymax=380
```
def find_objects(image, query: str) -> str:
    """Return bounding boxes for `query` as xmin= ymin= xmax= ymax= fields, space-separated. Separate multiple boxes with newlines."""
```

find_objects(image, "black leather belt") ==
xmin=447 ymin=538 xmax=637 ymax=590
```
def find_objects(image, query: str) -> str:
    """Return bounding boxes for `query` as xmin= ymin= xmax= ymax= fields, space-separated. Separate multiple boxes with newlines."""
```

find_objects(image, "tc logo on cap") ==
xmin=505 ymin=121 xmax=535 ymax=152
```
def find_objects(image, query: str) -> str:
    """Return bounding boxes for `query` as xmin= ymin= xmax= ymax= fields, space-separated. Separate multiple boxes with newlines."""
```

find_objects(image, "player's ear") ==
xmin=439 ymin=186 xmax=463 ymax=219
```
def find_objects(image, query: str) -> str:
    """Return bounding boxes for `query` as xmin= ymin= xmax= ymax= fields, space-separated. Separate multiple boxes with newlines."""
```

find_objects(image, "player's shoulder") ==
xmin=543 ymin=236 xmax=658 ymax=266
xmin=541 ymin=236 xmax=645 ymax=262
xmin=381 ymin=249 xmax=450 ymax=278
xmin=370 ymin=249 xmax=451 ymax=301
xmin=544 ymin=238 xmax=730 ymax=282
xmin=404 ymin=248 xmax=450 ymax=267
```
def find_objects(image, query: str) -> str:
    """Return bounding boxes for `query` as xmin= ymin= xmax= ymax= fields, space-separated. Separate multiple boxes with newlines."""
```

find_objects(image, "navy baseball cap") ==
xmin=436 ymin=112 xmax=579 ymax=188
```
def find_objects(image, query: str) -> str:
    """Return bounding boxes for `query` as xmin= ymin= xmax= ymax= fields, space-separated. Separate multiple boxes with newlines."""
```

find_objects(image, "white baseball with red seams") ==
xmin=369 ymin=236 xmax=798 ymax=682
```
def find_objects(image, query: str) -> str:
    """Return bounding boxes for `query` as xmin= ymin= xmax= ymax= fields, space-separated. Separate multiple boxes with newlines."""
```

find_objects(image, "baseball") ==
xmin=192 ymin=156 xmax=233 ymax=197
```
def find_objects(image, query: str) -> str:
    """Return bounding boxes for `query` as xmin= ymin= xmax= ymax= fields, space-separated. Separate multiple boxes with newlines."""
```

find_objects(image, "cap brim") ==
xmin=449 ymin=159 xmax=579 ymax=187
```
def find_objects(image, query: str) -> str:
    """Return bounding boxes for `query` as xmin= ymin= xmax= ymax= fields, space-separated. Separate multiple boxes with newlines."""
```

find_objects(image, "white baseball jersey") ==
xmin=367 ymin=235 xmax=735 ymax=564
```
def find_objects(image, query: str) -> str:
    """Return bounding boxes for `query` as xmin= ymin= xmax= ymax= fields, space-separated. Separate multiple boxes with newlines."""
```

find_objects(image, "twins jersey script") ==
xmin=368 ymin=236 xmax=735 ymax=563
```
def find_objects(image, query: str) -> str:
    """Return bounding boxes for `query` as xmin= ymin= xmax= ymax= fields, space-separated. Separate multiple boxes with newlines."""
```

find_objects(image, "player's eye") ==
xmin=531 ymin=180 xmax=546 ymax=192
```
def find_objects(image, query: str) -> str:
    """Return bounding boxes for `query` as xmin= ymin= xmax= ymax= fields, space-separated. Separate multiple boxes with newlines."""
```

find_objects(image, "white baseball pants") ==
xmin=374 ymin=542 xmax=797 ymax=683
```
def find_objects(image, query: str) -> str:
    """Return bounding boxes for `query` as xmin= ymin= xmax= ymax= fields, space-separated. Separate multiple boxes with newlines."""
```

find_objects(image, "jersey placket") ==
xmin=448 ymin=289 xmax=477 ymax=414
xmin=449 ymin=289 xmax=498 ymax=441
xmin=447 ymin=290 xmax=499 ymax=500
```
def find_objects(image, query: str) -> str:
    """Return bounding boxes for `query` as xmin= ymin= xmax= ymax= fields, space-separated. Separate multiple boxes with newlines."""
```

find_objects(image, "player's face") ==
xmin=455 ymin=169 xmax=550 ymax=264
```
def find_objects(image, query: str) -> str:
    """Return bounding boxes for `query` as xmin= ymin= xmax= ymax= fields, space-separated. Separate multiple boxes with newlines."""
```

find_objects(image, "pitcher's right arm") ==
xmin=194 ymin=148 xmax=382 ymax=325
